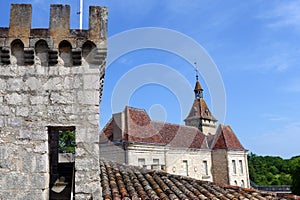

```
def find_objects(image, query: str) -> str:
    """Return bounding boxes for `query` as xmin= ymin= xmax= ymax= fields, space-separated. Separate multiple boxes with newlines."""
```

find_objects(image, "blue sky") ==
xmin=1 ymin=0 xmax=300 ymax=158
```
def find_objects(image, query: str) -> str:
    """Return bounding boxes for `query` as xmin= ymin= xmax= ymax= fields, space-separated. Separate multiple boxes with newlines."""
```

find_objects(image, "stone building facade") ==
xmin=0 ymin=4 xmax=107 ymax=199
xmin=100 ymin=77 xmax=250 ymax=188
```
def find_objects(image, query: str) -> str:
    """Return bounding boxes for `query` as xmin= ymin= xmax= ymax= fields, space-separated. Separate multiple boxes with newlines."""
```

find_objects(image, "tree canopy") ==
xmin=248 ymin=153 xmax=300 ymax=194
xmin=58 ymin=130 xmax=75 ymax=153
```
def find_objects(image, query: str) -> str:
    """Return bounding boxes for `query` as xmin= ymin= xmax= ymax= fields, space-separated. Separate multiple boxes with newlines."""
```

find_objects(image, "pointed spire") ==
xmin=194 ymin=74 xmax=203 ymax=99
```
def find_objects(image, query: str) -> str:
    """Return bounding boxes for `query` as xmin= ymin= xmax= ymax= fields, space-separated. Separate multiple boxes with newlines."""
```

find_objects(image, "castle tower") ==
xmin=0 ymin=4 xmax=107 ymax=199
xmin=184 ymin=75 xmax=217 ymax=135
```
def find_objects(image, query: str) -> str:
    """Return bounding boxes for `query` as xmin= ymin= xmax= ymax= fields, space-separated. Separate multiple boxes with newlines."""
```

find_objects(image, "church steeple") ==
xmin=194 ymin=74 xmax=203 ymax=99
xmin=184 ymin=74 xmax=218 ymax=135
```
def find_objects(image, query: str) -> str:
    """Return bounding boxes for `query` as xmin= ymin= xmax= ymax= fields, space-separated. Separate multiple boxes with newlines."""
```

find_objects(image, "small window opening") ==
xmin=35 ymin=40 xmax=49 ymax=66
xmin=82 ymin=41 xmax=96 ymax=65
xmin=138 ymin=158 xmax=146 ymax=168
xmin=232 ymin=160 xmax=237 ymax=174
xmin=241 ymin=180 xmax=245 ymax=188
xmin=59 ymin=40 xmax=73 ymax=67
xmin=239 ymin=160 xmax=243 ymax=174
xmin=11 ymin=39 xmax=24 ymax=66
xmin=182 ymin=160 xmax=188 ymax=176
xmin=203 ymin=160 xmax=208 ymax=175
xmin=48 ymin=126 xmax=75 ymax=199
xmin=151 ymin=159 xmax=159 ymax=170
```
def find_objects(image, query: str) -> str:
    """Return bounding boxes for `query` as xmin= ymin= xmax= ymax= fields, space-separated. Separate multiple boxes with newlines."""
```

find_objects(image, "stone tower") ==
xmin=0 ymin=4 xmax=107 ymax=199
xmin=184 ymin=75 xmax=217 ymax=135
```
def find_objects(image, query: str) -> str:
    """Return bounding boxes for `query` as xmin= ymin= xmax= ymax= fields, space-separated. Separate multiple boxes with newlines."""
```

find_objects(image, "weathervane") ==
xmin=194 ymin=61 xmax=199 ymax=81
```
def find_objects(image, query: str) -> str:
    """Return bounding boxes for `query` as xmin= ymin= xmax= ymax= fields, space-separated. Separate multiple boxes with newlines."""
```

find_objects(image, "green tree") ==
xmin=248 ymin=152 xmax=300 ymax=186
xmin=58 ymin=130 xmax=75 ymax=153
xmin=291 ymin=161 xmax=300 ymax=195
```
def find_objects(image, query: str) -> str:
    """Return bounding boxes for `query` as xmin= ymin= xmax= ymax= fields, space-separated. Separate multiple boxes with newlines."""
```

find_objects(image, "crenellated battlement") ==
xmin=0 ymin=4 xmax=107 ymax=67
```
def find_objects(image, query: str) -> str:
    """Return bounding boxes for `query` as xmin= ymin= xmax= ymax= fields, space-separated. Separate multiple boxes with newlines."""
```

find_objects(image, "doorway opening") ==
xmin=48 ymin=126 xmax=75 ymax=200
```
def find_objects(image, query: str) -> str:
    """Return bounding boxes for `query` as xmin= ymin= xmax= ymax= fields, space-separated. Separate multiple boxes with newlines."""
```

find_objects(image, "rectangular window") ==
xmin=182 ymin=160 xmax=188 ymax=176
xmin=151 ymin=159 xmax=159 ymax=170
xmin=239 ymin=160 xmax=243 ymax=174
xmin=203 ymin=160 xmax=208 ymax=175
xmin=138 ymin=158 xmax=145 ymax=168
xmin=232 ymin=160 xmax=237 ymax=174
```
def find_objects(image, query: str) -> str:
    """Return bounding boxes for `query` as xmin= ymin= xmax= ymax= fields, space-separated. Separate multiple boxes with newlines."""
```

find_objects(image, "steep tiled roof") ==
xmin=101 ymin=106 xmax=208 ymax=149
xmin=194 ymin=80 xmax=203 ymax=91
xmin=100 ymin=160 xmax=280 ymax=200
xmin=184 ymin=98 xmax=217 ymax=122
xmin=212 ymin=125 xmax=245 ymax=150
xmin=100 ymin=118 xmax=114 ymax=142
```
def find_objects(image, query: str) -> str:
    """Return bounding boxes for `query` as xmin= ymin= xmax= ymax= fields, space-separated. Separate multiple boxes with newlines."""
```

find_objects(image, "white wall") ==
xmin=227 ymin=150 xmax=250 ymax=188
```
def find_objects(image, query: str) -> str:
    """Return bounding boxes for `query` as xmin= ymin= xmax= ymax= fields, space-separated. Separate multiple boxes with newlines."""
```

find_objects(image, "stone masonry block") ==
xmin=33 ymin=142 xmax=48 ymax=154
xmin=7 ymin=78 xmax=23 ymax=92
xmin=0 ymin=117 xmax=4 ymax=127
xmin=5 ymin=93 xmax=27 ymax=105
xmin=30 ymin=96 xmax=48 ymax=105
xmin=75 ymin=156 xmax=99 ymax=171
xmin=76 ymin=142 xmax=99 ymax=158
xmin=44 ymin=77 xmax=63 ymax=91
xmin=25 ymin=77 xmax=42 ymax=91
xmin=16 ymin=106 xmax=29 ymax=117
xmin=28 ymin=173 xmax=48 ymax=189
xmin=76 ymin=127 xmax=98 ymax=143
xmin=83 ymin=74 xmax=99 ymax=90
xmin=50 ymin=92 xmax=74 ymax=104
xmin=0 ymin=106 xmax=10 ymax=115
xmin=75 ymin=178 xmax=101 ymax=200
xmin=0 ymin=79 xmax=6 ymax=92
xmin=3 ymin=172 xmax=29 ymax=190
xmin=77 ymin=90 xmax=99 ymax=105
xmin=7 ymin=117 xmax=22 ymax=127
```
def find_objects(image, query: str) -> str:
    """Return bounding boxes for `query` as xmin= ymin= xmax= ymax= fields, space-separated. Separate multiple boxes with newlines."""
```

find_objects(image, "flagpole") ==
xmin=79 ymin=0 xmax=83 ymax=30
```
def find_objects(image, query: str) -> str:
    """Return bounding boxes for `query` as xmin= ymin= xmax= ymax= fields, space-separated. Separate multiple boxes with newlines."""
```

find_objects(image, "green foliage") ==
xmin=248 ymin=153 xmax=298 ymax=187
xmin=58 ymin=130 xmax=75 ymax=153
xmin=291 ymin=160 xmax=300 ymax=195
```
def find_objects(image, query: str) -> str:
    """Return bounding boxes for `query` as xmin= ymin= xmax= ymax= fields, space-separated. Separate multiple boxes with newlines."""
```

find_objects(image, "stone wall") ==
xmin=212 ymin=149 xmax=229 ymax=185
xmin=0 ymin=4 xmax=107 ymax=199
xmin=99 ymin=143 xmax=126 ymax=164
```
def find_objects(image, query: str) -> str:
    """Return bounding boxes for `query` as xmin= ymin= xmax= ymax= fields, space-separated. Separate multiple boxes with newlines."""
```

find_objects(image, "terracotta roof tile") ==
xmin=195 ymin=80 xmax=203 ymax=91
xmin=100 ymin=160 xmax=281 ymax=200
xmin=101 ymin=106 xmax=207 ymax=149
xmin=100 ymin=118 xmax=113 ymax=143
xmin=212 ymin=125 xmax=245 ymax=150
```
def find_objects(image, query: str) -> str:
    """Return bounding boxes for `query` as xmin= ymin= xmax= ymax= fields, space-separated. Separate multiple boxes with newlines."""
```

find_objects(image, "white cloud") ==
xmin=259 ymin=1 xmax=300 ymax=29
xmin=261 ymin=113 xmax=289 ymax=122
xmin=256 ymin=54 xmax=289 ymax=72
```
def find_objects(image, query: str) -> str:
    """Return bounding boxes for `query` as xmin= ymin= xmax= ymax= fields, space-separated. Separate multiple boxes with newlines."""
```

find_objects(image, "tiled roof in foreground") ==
xmin=100 ymin=160 xmax=281 ymax=200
